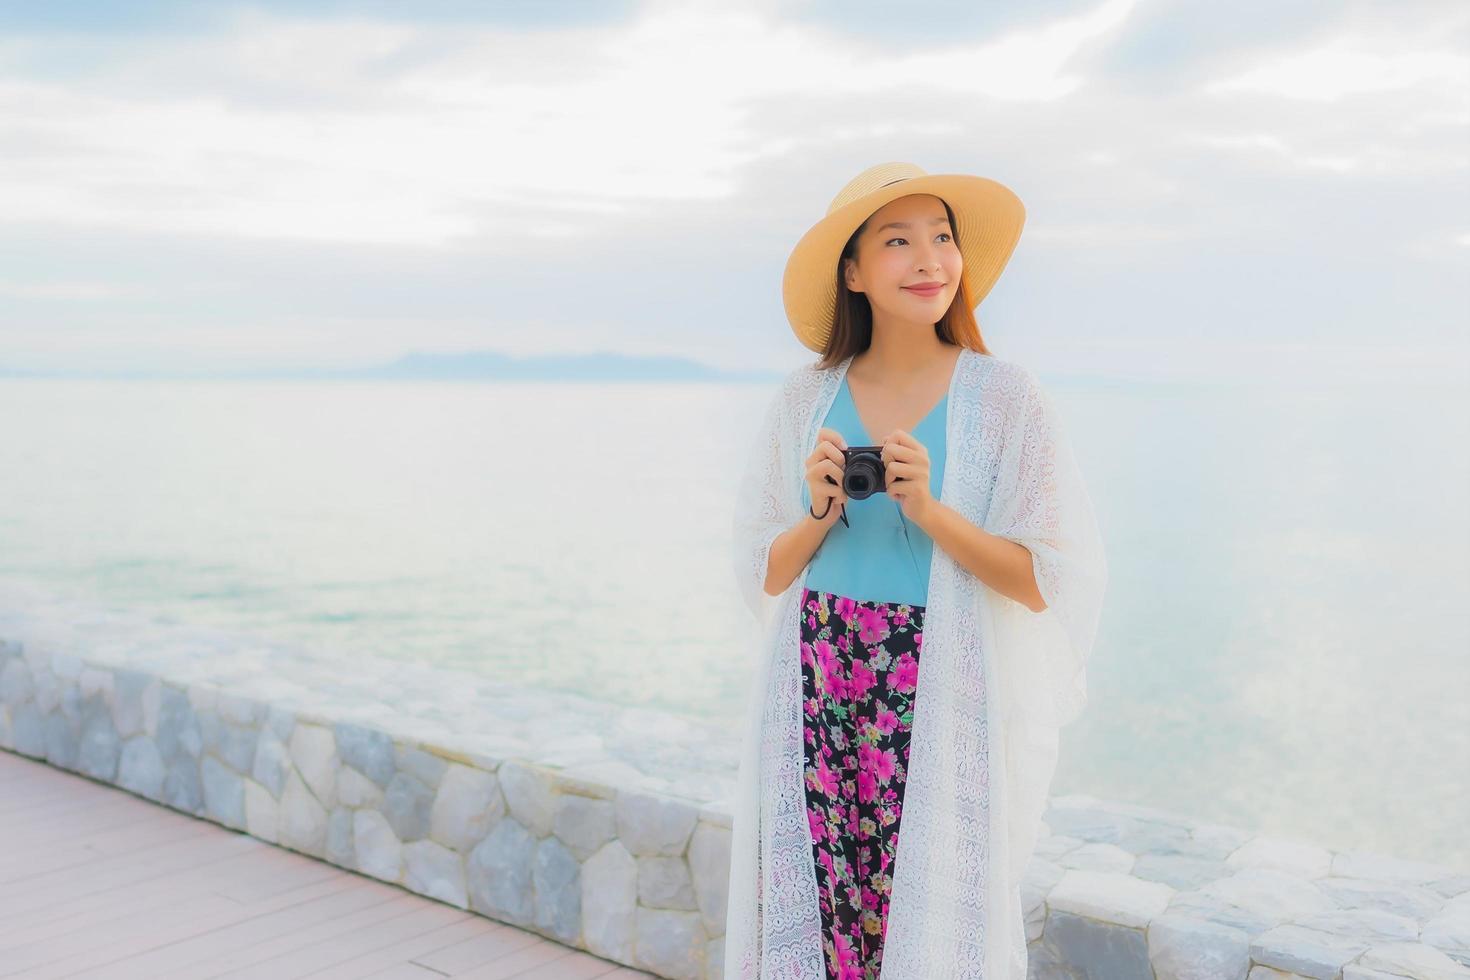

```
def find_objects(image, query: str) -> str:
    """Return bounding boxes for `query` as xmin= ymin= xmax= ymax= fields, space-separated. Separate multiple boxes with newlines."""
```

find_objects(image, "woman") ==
xmin=726 ymin=162 xmax=1108 ymax=979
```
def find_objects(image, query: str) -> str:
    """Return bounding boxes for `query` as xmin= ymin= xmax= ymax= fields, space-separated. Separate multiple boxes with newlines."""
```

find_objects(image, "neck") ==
xmin=852 ymin=322 xmax=952 ymax=379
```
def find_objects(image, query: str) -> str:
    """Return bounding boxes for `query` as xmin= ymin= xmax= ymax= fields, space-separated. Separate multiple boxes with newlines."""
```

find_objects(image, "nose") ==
xmin=917 ymin=249 xmax=944 ymax=273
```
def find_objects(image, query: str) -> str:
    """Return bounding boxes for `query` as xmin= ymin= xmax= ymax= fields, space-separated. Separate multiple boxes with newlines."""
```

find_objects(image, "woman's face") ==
xmin=843 ymin=193 xmax=962 ymax=328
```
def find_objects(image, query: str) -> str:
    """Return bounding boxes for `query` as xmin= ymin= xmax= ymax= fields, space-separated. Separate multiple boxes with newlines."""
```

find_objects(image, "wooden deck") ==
xmin=0 ymin=750 xmax=658 ymax=979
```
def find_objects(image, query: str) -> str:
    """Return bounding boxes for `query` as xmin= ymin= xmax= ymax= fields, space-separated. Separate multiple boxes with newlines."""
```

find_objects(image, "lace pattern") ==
xmin=727 ymin=348 xmax=1108 ymax=979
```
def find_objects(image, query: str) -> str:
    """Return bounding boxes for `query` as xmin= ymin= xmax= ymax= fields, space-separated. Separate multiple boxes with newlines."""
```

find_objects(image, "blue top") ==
xmin=800 ymin=374 xmax=948 ymax=608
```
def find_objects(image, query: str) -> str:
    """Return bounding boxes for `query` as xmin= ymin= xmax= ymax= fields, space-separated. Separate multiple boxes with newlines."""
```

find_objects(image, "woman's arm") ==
xmin=763 ymin=512 xmax=835 ymax=596
xmin=733 ymin=377 xmax=811 ymax=622
xmin=912 ymin=503 xmax=1047 ymax=611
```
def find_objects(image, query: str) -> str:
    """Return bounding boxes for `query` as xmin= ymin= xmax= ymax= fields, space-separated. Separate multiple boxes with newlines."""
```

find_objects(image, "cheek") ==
xmin=876 ymin=252 xmax=913 ymax=284
xmin=878 ymin=249 xmax=910 ymax=271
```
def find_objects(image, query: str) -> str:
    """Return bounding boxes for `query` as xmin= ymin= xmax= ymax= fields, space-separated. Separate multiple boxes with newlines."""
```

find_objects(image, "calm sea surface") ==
xmin=0 ymin=376 xmax=1465 ymax=868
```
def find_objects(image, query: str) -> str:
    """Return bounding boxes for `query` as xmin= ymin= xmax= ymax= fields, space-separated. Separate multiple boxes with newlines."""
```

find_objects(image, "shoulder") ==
xmin=793 ymin=357 xmax=832 ymax=383
xmin=973 ymin=353 xmax=1043 ymax=405
xmin=752 ymin=362 xmax=823 ymax=434
xmin=783 ymin=361 xmax=820 ymax=388
xmin=774 ymin=359 xmax=831 ymax=404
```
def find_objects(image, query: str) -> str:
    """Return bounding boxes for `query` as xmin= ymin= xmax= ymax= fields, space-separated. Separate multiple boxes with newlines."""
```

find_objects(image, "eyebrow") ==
xmin=875 ymin=217 xmax=952 ymax=232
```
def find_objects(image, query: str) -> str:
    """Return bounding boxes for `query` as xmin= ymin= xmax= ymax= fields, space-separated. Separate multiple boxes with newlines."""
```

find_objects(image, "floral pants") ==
xmin=798 ymin=586 xmax=924 ymax=980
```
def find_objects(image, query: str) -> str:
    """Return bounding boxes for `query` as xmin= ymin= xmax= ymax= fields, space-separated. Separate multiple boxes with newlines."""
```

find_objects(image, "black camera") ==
xmin=841 ymin=445 xmax=887 ymax=499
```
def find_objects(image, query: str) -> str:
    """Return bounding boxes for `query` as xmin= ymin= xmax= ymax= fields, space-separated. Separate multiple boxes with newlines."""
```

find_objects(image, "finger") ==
xmin=887 ymin=461 xmax=925 ymax=482
xmin=809 ymin=439 xmax=845 ymax=466
xmin=818 ymin=427 xmax=848 ymax=451
xmin=887 ymin=437 xmax=928 ymax=466
xmin=893 ymin=432 xmax=922 ymax=450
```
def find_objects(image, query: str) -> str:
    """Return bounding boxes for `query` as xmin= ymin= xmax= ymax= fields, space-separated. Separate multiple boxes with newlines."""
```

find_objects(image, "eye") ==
xmin=885 ymin=233 xmax=953 ymax=246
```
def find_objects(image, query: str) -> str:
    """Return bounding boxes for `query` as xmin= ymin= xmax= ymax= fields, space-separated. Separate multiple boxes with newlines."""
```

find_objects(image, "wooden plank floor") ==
xmin=0 ymin=749 xmax=658 ymax=980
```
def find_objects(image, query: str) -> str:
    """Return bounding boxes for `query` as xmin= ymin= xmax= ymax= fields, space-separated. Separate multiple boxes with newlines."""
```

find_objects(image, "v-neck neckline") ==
xmin=841 ymin=348 xmax=961 ymax=447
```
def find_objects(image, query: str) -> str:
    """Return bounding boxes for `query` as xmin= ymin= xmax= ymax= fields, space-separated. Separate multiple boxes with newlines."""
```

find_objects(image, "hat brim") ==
xmin=782 ymin=174 xmax=1026 ymax=354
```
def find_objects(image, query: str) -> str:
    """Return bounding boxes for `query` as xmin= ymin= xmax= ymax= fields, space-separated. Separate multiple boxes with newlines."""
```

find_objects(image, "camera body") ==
xmin=841 ymin=445 xmax=888 ymax=499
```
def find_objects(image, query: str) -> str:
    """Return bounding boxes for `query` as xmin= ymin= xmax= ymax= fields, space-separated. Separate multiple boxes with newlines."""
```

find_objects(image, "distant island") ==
xmin=0 ymin=351 xmax=784 ymax=383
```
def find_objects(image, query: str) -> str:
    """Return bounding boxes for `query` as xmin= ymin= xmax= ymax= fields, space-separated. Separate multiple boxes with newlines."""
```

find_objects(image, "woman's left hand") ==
xmin=881 ymin=430 xmax=935 ymax=524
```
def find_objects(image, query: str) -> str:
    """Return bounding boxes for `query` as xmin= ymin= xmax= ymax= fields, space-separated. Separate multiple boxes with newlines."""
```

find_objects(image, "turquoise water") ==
xmin=0 ymin=376 xmax=1465 ymax=869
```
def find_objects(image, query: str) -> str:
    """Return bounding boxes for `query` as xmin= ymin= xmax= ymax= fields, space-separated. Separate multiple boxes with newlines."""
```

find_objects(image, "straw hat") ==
xmin=782 ymin=161 xmax=1026 ymax=353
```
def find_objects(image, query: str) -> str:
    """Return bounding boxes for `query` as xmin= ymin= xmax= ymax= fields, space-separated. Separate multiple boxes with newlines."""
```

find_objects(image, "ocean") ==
xmin=0 ymin=374 xmax=1465 ymax=868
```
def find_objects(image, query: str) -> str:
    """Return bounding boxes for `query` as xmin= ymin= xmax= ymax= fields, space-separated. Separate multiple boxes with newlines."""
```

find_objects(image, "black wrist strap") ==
xmin=808 ymin=499 xmax=850 ymax=529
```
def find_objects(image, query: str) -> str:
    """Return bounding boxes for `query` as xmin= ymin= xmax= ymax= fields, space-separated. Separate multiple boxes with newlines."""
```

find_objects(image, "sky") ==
xmin=0 ymin=0 xmax=1466 ymax=382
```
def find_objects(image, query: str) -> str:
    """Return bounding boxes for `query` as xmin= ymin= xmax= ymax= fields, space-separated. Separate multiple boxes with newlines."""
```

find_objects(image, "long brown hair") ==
xmin=813 ymin=199 xmax=993 ymax=371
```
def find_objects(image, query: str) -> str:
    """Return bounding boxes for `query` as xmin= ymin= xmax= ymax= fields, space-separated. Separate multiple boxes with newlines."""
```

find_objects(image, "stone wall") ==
xmin=1022 ymin=795 xmax=1468 ymax=978
xmin=1 ymin=582 xmax=1467 ymax=979
xmin=0 ymin=645 xmax=731 ymax=977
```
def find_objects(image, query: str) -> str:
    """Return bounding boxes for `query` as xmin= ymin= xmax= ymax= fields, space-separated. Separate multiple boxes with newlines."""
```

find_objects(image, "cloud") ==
xmin=0 ymin=278 xmax=158 ymax=301
xmin=0 ymin=0 xmax=1464 ymax=377
xmin=0 ymin=2 xmax=1152 ymax=248
xmin=1203 ymin=26 xmax=1469 ymax=102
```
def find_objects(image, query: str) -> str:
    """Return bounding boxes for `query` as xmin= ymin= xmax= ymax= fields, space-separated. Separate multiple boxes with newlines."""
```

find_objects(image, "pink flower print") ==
xmin=914 ymin=629 xmax=923 ymax=650
xmin=811 ymin=753 xmax=840 ymax=798
xmin=819 ymin=845 xmax=838 ymax=881
xmin=856 ymin=768 xmax=878 ymax=804
xmin=834 ymin=594 xmax=858 ymax=623
xmin=814 ymin=641 xmax=845 ymax=700
xmin=800 ymin=640 xmax=816 ymax=669
xmin=861 ymin=883 xmax=881 ymax=911
xmin=847 ymin=660 xmax=876 ymax=703
xmin=857 ymin=741 xmax=897 ymax=785
xmin=853 ymin=605 xmax=889 ymax=645
xmin=877 ymin=747 xmax=897 ymax=783
xmin=820 ymin=663 xmax=846 ymax=703
xmin=889 ymin=651 xmax=919 ymax=694
xmin=874 ymin=706 xmax=899 ymax=735
xmin=832 ymin=932 xmax=863 ymax=980
xmin=808 ymin=805 xmax=826 ymax=844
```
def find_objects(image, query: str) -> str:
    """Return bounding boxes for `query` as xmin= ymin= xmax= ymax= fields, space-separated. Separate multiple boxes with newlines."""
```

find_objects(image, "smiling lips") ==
xmin=902 ymin=282 xmax=945 ymax=297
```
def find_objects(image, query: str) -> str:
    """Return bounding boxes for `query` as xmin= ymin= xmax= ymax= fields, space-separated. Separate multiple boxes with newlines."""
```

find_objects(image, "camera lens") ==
xmin=844 ymin=456 xmax=883 ymax=500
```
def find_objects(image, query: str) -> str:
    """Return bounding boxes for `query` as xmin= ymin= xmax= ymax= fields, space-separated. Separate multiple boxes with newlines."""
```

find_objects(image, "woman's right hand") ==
xmin=805 ymin=428 xmax=849 ymax=524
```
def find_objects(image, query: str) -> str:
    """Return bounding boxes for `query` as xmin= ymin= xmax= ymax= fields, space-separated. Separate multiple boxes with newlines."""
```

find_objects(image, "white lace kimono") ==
xmin=725 ymin=347 xmax=1107 ymax=979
